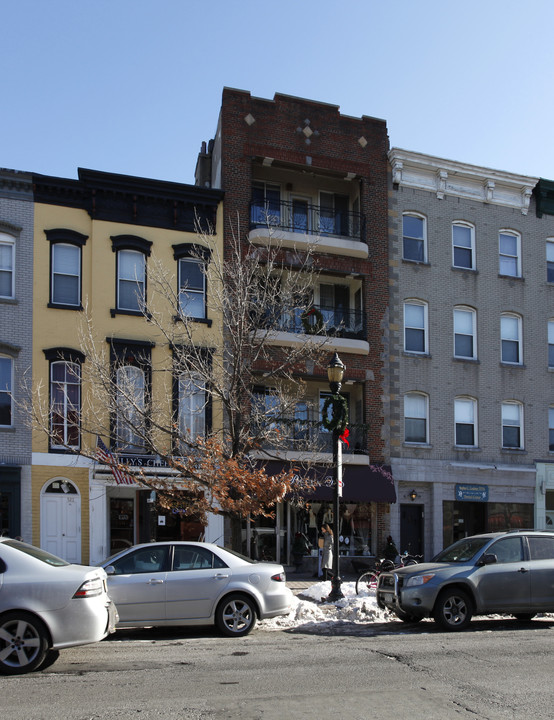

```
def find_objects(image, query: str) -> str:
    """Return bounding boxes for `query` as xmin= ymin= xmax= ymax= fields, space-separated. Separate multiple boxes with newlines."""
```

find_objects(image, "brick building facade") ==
xmin=197 ymin=89 xmax=395 ymax=565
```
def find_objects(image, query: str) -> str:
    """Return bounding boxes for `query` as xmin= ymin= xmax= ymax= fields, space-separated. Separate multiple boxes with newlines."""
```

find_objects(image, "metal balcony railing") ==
xmin=257 ymin=422 xmax=368 ymax=455
xmin=259 ymin=303 xmax=366 ymax=341
xmin=250 ymin=199 xmax=365 ymax=243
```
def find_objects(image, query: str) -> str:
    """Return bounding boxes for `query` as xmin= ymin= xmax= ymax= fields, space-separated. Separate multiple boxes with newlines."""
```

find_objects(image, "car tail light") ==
xmin=271 ymin=572 xmax=286 ymax=582
xmin=73 ymin=577 xmax=104 ymax=598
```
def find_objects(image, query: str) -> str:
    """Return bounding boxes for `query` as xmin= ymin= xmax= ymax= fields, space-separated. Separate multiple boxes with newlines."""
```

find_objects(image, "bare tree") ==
xmin=26 ymin=220 xmax=337 ymax=550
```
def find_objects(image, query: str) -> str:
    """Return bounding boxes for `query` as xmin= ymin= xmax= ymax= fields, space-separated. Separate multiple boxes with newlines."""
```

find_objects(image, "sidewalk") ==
xmin=284 ymin=566 xmax=358 ymax=596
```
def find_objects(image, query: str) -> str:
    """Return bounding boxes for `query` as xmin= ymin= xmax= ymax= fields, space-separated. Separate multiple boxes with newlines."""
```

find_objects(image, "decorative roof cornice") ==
xmin=33 ymin=168 xmax=224 ymax=232
xmin=0 ymin=168 xmax=33 ymax=200
xmin=389 ymin=148 xmax=538 ymax=216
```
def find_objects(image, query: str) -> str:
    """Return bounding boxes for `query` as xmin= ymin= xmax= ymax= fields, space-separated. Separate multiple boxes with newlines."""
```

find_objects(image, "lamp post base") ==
xmin=325 ymin=574 xmax=344 ymax=602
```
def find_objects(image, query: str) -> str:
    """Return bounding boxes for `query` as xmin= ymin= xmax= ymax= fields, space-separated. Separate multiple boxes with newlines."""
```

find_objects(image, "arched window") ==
xmin=454 ymin=306 xmax=477 ymax=359
xmin=455 ymin=397 xmax=477 ymax=447
xmin=452 ymin=222 xmax=475 ymax=270
xmin=111 ymin=235 xmax=152 ymax=315
xmin=0 ymin=232 xmax=15 ymax=299
xmin=0 ymin=355 xmax=13 ymax=426
xmin=499 ymin=230 xmax=521 ymax=278
xmin=502 ymin=401 xmax=523 ymax=449
xmin=116 ymin=365 xmax=145 ymax=452
xmin=404 ymin=300 xmax=428 ymax=354
xmin=402 ymin=213 xmax=427 ymax=263
xmin=501 ymin=313 xmax=522 ymax=365
xmin=404 ymin=392 xmax=428 ymax=444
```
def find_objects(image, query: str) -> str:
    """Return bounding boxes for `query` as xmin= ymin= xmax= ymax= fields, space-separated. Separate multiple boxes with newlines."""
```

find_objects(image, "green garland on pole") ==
xmin=321 ymin=394 xmax=348 ymax=434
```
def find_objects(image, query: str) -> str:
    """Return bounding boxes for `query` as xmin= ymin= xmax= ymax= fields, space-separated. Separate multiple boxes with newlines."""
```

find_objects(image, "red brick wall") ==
xmin=219 ymin=88 xmax=390 ymax=462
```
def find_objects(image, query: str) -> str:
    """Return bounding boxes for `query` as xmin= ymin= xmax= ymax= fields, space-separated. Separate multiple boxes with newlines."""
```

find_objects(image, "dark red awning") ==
xmin=263 ymin=461 xmax=396 ymax=504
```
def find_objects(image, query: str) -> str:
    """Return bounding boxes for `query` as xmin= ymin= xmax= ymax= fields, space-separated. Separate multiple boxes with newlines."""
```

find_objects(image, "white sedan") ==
xmin=101 ymin=541 xmax=293 ymax=637
xmin=0 ymin=538 xmax=117 ymax=674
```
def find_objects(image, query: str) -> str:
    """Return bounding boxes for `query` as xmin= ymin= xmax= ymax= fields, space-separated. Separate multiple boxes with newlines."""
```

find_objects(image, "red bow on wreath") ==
xmin=339 ymin=427 xmax=350 ymax=447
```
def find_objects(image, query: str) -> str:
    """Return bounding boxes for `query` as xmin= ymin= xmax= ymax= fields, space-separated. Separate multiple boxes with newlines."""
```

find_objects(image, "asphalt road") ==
xmin=3 ymin=617 xmax=554 ymax=720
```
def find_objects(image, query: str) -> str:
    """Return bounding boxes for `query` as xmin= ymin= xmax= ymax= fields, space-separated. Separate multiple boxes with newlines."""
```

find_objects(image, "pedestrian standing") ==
xmin=321 ymin=523 xmax=333 ymax=581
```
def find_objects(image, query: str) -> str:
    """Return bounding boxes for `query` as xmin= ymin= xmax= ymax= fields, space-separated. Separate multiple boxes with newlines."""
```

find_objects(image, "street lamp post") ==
xmin=326 ymin=352 xmax=346 ymax=602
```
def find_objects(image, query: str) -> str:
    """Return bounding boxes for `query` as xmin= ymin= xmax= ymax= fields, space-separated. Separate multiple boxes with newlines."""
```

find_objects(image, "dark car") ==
xmin=376 ymin=530 xmax=554 ymax=631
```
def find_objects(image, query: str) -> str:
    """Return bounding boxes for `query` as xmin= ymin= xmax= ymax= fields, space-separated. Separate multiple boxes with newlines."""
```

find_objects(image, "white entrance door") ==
xmin=40 ymin=480 xmax=81 ymax=563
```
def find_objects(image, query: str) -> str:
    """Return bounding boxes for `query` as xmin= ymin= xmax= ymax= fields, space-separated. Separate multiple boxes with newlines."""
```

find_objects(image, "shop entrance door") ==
xmin=110 ymin=498 xmax=135 ymax=555
xmin=40 ymin=480 xmax=81 ymax=563
xmin=0 ymin=471 xmax=21 ymax=538
xmin=452 ymin=501 xmax=487 ymax=542
xmin=400 ymin=504 xmax=424 ymax=557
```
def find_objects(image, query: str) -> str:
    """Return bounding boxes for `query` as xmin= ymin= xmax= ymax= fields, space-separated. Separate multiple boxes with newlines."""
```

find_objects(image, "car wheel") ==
xmin=216 ymin=594 xmax=257 ymax=637
xmin=38 ymin=649 xmax=60 ymax=671
xmin=433 ymin=589 xmax=473 ymax=631
xmin=0 ymin=612 xmax=49 ymax=675
xmin=513 ymin=613 xmax=536 ymax=622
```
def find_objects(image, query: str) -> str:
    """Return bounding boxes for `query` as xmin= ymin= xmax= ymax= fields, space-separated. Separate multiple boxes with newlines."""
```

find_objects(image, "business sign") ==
xmin=455 ymin=484 xmax=489 ymax=502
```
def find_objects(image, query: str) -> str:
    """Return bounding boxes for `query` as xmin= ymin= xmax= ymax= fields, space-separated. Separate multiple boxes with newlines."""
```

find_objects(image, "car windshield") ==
xmin=432 ymin=537 xmax=490 ymax=563
xmin=2 ymin=539 xmax=69 ymax=566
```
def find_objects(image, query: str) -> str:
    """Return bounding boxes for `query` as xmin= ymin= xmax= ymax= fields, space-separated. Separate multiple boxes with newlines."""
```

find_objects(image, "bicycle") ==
xmin=355 ymin=551 xmax=421 ymax=595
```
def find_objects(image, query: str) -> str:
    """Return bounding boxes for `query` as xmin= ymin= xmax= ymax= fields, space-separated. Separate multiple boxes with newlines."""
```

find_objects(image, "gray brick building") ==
xmin=0 ymin=169 xmax=34 ymax=541
xmin=388 ymin=148 xmax=554 ymax=558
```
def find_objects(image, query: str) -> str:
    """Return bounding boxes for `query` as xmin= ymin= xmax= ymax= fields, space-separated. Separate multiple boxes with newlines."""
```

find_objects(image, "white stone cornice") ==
xmin=389 ymin=148 xmax=538 ymax=214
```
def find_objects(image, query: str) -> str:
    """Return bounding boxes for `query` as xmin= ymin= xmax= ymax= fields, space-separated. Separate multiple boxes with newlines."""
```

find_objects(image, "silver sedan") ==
xmin=0 ymin=538 xmax=117 ymax=674
xmin=101 ymin=541 xmax=293 ymax=637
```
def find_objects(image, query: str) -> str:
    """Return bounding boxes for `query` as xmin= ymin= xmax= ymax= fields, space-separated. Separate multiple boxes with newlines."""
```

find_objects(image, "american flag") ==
xmin=96 ymin=437 xmax=135 ymax=485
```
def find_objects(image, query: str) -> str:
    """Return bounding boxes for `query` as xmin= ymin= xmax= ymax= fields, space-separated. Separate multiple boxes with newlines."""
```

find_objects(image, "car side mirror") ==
xmin=104 ymin=565 xmax=116 ymax=576
xmin=478 ymin=553 xmax=497 ymax=566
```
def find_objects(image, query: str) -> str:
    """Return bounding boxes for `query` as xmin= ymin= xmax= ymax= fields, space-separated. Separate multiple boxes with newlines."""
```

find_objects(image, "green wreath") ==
xmin=301 ymin=306 xmax=324 ymax=335
xmin=321 ymin=394 xmax=348 ymax=434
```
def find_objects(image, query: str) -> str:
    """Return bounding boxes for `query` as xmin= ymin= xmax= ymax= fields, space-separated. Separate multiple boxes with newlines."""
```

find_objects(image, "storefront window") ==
xmin=443 ymin=501 xmax=533 ymax=549
xmin=297 ymin=501 xmax=372 ymax=557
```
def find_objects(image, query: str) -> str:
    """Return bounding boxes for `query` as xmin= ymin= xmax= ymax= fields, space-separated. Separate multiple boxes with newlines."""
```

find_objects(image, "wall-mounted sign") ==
xmin=455 ymin=484 xmax=488 ymax=502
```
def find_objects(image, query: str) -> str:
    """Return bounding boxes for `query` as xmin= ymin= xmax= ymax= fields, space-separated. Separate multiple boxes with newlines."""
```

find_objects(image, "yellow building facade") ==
xmin=31 ymin=169 xmax=224 ymax=564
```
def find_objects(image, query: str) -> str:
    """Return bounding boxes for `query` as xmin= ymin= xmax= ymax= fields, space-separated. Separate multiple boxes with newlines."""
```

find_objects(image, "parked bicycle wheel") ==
xmin=356 ymin=571 xmax=380 ymax=595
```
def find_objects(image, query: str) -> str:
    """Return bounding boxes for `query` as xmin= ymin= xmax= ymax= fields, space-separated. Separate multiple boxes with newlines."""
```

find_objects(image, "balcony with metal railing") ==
xmin=259 ymin=303 xmax=366 ymax=341
xmin=258 ymin=421 xmax=368 ymax=455
xmin=249 ymin=199 xmax=365 ymax=244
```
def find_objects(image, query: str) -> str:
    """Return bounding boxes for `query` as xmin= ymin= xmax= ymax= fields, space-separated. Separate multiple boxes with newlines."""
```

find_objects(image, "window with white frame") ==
xmin=454 ymin=306 xmax=476 ymax=359
xmin=402 ymin=214 xmax=426 ymax=262
xmin=111 ymin=235 xmax=151 ymax=315
xmin=117 ymin=249 xmax=145 ymax=312
xmin=404 ymin=300 xmax=428 ymax=354
xmin=116 ymin=365 xmax=145 ymax=452
xmin=50 ymin=360 xmax=81 ymax=449
xmin=45 ymin=229 xmax=87 ymax=308
xmin=502 ymin=401 xmax=523 ymax=449
xmin=179 ymin=258 xmax=206 ymax=319
xmin=178 ymin=375 xmax=206 ymax=444
xmin=0 ymin=233 xmax=15 ymax=299
xmin=549 ymin=320 xmax=554 ymax=368
xmin=52 ymin=243 xmax=81 ymax=306
xmin=404 ymin=392 xmax=428 ymax=444
xmin=455 ymin=397 xmax=477 ymax=447
xmin=452 ymin=222 xmax=475 ymax=270
xmin=548 ymin=240 xmax=554 ymax=283
xmin=0 ymin=356 xmax=13 ymax=426
xmin=549 ymin=407 xmax=554 ymax=452
xmin=499 ymin=231 xmax=521 ymax=277
xmin=501 ymin=314 xmax=522 ymax=364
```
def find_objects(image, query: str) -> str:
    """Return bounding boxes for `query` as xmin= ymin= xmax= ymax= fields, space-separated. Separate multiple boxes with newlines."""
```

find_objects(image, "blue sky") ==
xmin=3 ymin=0 xmax=554 ymax=184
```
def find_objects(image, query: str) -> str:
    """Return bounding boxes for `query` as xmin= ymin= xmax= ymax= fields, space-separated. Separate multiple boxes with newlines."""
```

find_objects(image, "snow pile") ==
xmin=259 ymin=580 xmax=391 ymax=631
xmin=258 ymin=580 xmax=554 ymax=632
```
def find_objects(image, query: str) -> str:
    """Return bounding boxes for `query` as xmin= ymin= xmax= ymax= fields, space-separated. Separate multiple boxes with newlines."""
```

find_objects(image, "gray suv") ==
xmin=376 ymin=530 xmax=554 ymax=631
